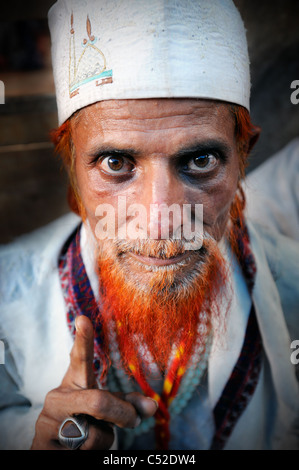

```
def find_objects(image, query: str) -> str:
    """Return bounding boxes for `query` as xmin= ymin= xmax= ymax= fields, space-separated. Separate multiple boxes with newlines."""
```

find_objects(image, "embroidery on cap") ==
xmin=69 ymin=13 xmax=113 ymax=98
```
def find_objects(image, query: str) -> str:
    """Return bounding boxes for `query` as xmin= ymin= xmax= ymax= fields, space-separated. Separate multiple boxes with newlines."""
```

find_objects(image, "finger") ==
xmin=31 ymin=413 xmax=57 ymax=448
xmin=31 ymin=413 xmax=68 ymax=450
xmin=123 ymin=392 xmax=159 ymax=420
xmin=46 ymin=388 xmax=142 ymax=429
xmin=62 ymin=315 xmax=95 ymax=389
xmin=32 ymin=438 xmax=67 ymax=451
xmin=80 ymin=419 xmax=115 ymax=450
xmin=33 ymin=412 xmax=114 ymax=451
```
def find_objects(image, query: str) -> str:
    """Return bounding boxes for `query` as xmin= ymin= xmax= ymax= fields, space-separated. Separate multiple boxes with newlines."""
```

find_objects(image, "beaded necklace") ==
xmin=106 ymin=321 xmax=212 ymax=449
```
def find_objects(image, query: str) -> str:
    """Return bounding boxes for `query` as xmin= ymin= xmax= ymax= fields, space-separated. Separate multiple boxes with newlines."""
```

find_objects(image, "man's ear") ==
xmin=247 ymin=125 xmax=261 ymax=155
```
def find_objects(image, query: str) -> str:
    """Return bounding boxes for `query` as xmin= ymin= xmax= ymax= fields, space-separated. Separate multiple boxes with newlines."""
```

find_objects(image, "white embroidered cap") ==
xmin=48 ymin=0 xmax=251 ymax=125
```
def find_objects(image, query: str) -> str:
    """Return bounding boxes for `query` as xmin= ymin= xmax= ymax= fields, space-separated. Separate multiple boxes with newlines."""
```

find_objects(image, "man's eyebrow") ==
xmin=84 ymin=139 xmax=231 ymax=160
xmin=85 ymin=145 xmax=140 ymax=159
xmin=173 ymin=139 xmax=232 ymax=160
xmin=83 ymin=145 xmax=139 ymax=159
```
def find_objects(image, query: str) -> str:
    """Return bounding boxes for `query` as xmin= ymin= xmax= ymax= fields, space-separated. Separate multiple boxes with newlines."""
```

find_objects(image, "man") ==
xmin=0 ymin=0 xmax=298 ymax=451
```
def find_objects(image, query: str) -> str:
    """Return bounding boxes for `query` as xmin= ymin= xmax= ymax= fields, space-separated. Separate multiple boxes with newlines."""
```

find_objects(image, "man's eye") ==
xmin=186 ymin=154 xmax=218 ymax=172
xmin=99 ymin=156 xmax=134 ymax=174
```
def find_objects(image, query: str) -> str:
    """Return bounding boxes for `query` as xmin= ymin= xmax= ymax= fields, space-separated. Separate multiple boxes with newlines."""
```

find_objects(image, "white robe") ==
xmin=245 ymin=137 xmax=299 ymax=241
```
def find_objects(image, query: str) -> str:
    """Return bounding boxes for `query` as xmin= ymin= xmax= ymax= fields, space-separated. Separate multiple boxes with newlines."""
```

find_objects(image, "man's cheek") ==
xmin=84 ymin=197 xmax=121 ymax=242
xmin=203 ymin=191 xmax=236 ymax=236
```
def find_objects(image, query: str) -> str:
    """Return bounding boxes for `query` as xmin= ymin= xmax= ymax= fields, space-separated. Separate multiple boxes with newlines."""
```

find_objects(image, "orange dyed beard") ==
xmin=96 ymin=233 xmax=229 ymax=379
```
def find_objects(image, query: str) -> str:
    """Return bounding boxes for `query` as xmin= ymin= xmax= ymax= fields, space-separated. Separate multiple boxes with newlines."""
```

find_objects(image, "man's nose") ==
xmin=140 ymin=163 xmax=186 ymax=239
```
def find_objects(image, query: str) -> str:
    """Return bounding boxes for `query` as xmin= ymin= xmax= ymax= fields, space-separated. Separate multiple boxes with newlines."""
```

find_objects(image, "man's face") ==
xmin=70 ymin=98 xmax=239 ymax=372
xmin=71 ymin=98 xmax=239 ymax=244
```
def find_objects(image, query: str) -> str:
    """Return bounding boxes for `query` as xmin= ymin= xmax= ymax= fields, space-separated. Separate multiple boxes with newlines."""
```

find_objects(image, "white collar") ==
xmin=208 ymin=239 xmax=252 ymax=408
xmin=80 ymin=221 xmax=100 ymax=301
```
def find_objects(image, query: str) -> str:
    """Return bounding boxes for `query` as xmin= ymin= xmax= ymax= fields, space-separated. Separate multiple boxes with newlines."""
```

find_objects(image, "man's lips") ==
xmin=128 ymin=251 xmax=190 ymax=266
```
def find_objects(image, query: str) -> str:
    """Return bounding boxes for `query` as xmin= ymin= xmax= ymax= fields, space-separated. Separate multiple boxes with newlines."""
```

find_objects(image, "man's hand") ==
xmin=31 ymin=315 xmax=158 ymax=450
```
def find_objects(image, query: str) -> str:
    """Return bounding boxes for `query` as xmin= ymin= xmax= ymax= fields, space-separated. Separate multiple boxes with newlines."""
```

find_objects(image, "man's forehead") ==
xmin=71 ymin=98 xmax=236 ymax=156
xmin=72 ymin=98 xmax=233 ymax=130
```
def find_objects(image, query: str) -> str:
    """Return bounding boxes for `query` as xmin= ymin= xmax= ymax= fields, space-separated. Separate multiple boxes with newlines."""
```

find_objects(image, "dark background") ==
xmin=0 ymin=0 xmax=298 ymax=243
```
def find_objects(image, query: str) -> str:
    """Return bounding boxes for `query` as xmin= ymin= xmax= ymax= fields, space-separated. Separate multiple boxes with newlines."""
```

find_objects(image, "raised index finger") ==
xmin=62 ymin=315 xmax=96 ymax=390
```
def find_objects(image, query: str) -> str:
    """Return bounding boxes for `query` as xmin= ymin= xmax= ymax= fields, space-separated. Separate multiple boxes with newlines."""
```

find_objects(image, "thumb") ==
xmin=123 ymin=392 xmax=159 ymax=420
xmin=62 ymin=315 xmax=96 ymax=390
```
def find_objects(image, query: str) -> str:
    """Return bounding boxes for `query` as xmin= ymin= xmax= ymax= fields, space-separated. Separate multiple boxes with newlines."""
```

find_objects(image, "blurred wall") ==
xmin=235 ymin=0 xmax=299 ymax=170
xmin=0 ymin=1 xmax=69 ymax=243
xmin=0 ymin=0 xmax=298 ymax=243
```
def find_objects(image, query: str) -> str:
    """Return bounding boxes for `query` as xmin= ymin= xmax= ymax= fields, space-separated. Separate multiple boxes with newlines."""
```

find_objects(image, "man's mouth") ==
xmin=128 ymin=251 xmax=190 ymax=266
